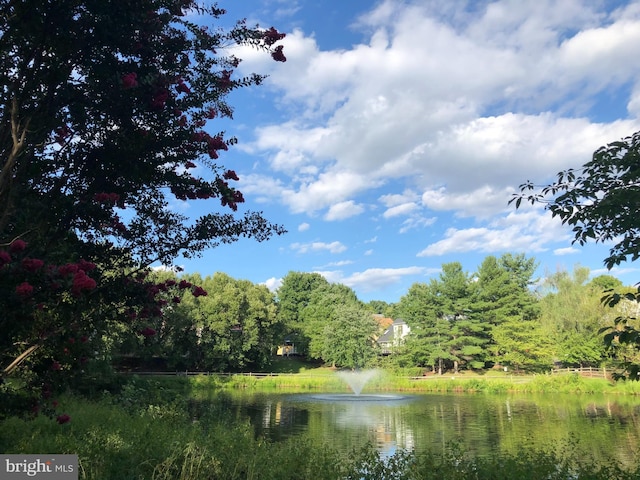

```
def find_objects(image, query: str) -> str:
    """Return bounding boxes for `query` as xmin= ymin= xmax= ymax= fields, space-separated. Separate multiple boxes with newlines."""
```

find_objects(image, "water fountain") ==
xmin=306 ymin=369 xmax=408 ymax=402
xmin=336 ymin=369 xmax=379 ymax=395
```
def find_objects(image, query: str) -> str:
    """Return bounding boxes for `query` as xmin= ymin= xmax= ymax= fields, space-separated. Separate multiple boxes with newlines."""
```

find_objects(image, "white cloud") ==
xmin=238 ymin=0 xmax=640 ymax=263
xmin=417 ymin=208 xmax=570 ymax=256
xmin=324 ymin=200 xmax=365 ymax=221
xmin=316 ymin=266 xmax=435 ymax=292
xmin=399 ymin=215 xmax=437 ymax=234
xmin=383 ymin=202 xmax=419 ymax=218
xmin=591 ymin=266 xmax=640 ymax=282
xmin=554 ymin=247 xmax=580 ymax=255
xmin=320 ymin=260 xmax=354 ymax=267
xmin=263 ymin=277 xmax=282 ymax=292
xmin=298 ymin=222 xmax=310 ymax=232
xmin=290 ymin=241 xmax=347 ymax=254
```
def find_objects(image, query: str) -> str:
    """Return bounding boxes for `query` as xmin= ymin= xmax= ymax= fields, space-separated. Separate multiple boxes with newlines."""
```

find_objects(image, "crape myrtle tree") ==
xmin=512 ymin=131 xmax=640 ymax=378
xmin=0 ymin=0 xmax=287 ymax=418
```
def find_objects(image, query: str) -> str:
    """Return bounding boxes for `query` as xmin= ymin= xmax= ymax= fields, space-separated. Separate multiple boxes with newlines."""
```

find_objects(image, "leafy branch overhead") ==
xmin=511 ymin=131 xmax=640 ymax=270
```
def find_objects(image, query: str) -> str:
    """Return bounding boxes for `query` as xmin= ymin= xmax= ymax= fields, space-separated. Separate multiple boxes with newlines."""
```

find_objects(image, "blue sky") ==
xmin=172 ymin=0 xmax=640 ymax=304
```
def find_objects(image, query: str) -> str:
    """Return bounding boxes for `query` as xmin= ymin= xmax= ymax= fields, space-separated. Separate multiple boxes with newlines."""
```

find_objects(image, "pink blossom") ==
xmin=54 ymin=126 xmax=72 ymax=145
xmin=192 ymin=286 xmax=207 ymax=297
xmin=139 ymin=327 xmax=156 ymax=337
xmin=9 ymin=239 xmax=27 ymax=252
xmin=191 ymin=131 xmax=206 ymax=142
xmin=22 ymin=257 xmax=44 ymax=272
xmin=0 ymin=250 xmax=11 ymax=266
xmin=93 ymin=192 xmax=120 ymax=204
xmin=223 ymin=170 xmax=239 ymax=181
xmin=78 ymin=259 xmax=96 ymax=271
xmin=150 ymin=88 xmax=169 ymax=109
xmin=58 ymin=263 xmax=79 ymax=276
xmin=216 ymin=70 xmax=233 ymax=90
xmin=15 ymin=282 xmax=34 ymax=298
xmin=207 ymin=135 xmax=228 ymax=151
xmin=56 ymin=414 xmax=71 ymax=424
xmin=122 ymin=72 xmax=138 ymax=89
xmin=51 ymin=361 xmax=61 ymax=371
xmin=271 ymin=45 xmax=286 ymax=62
xmin=176 ymin=79 xmax=191 ymax=94
xmin=71 ymin=271 xmax=97 ymax=296
xmin=263 ymin=27 xmax=286 ymax=46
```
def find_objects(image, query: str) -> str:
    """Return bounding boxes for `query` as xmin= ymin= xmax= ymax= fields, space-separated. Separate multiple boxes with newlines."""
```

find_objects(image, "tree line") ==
xmin=111 ymin=254 xmax=633 ymax=376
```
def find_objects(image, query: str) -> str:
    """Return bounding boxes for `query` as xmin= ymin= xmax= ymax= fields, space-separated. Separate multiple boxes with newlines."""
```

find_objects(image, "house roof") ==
xmin=377 ymin=327 xmax=394 ymax=344
xmin=374 ymin=315 xmax=394 ymax=330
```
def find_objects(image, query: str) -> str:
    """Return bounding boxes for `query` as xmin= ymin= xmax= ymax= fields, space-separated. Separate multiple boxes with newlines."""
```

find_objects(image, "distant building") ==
xmin=377 ymin=318 xmax=410 ymax=355
xmin=276 ymin=338 xmax=299 ymax=356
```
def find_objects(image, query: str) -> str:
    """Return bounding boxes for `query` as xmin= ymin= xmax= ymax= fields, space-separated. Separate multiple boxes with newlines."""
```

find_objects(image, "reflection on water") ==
xmin=193 ymin=392 xmax=640 ymax=465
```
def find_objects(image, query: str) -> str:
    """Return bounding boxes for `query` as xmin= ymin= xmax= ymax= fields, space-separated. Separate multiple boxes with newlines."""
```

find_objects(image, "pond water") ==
xmin=195 ymin=391 xmax=640 ymax=466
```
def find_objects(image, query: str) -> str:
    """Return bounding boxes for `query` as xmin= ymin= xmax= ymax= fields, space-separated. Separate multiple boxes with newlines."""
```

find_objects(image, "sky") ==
xmin=172 ymin=0 xmax=640 ymax=304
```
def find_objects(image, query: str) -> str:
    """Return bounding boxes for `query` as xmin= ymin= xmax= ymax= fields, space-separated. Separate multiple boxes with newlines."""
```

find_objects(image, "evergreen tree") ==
xmin=397 ymin=281 xmax=453 ymax=374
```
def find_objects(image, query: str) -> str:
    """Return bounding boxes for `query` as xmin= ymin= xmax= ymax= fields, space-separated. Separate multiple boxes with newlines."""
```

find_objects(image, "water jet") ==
xmin=336 ymin=369 xmax=378 ymax=395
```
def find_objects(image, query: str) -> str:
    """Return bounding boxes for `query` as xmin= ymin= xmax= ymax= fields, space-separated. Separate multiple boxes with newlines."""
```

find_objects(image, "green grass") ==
xmin=180 ymin=368 xmax=634 ymax=396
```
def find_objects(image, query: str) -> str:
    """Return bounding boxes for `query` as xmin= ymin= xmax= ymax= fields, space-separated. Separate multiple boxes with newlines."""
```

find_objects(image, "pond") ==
xmin=194 ymin=390 xmax=640 ymax=467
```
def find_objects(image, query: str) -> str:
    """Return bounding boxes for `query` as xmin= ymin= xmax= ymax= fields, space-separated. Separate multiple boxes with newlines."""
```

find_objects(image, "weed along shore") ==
xmin=142 ymin=367 xmax=640 ymax=396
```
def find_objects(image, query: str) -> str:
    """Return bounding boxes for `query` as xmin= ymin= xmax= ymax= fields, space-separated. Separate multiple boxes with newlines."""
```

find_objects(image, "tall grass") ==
xmin=193 ymin=371 xmax=631 ymax=395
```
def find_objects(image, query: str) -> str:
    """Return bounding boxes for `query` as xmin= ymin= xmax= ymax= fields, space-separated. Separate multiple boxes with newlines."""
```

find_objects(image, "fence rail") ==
xmin=123 ymin=371 xmax=521 ymax=381
xmin=119 ymin=368 xmax=610 ymax=380
xmin=550 ymin=366 xmax=609 ymax=379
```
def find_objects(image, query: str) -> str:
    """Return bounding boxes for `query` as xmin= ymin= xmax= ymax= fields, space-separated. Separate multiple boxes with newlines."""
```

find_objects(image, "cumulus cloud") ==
xmin=417 ymin=208 xmax=571 ymax=256
xmin=554 ymin=247 xmax=580 ymax=255
xmin=298 ymin=222 xmax=310 ymax=232
xmin=383 ymin=202 xmax=419 ymax=218
xmin=240 ymin=1 xmax=640 ymax=223
xmin=317 ymin=266 xmax=437 ymax=292
xmin=262 ymin=277 xmax=283 ymax=292
xmin=231 ymin=1 xmax=640 ymax=294
xmin=324 ymin=200 xmax=365 ymax=220
xmin=291 ymin=241 xmax=347 ymax=254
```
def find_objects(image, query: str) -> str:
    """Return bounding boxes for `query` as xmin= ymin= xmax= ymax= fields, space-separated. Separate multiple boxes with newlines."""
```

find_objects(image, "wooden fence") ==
xmin=120 ymin=366 xmax=610 ymax=379
xmin=550 ymin=366 xmax=609 ymax=379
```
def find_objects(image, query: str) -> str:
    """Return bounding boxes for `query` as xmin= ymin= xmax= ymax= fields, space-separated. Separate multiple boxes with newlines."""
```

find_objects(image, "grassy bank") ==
xmin=1 ymin=389 xmax=638 ymax=480
xmin=178 ymin=369 xmax=640 ymax=395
